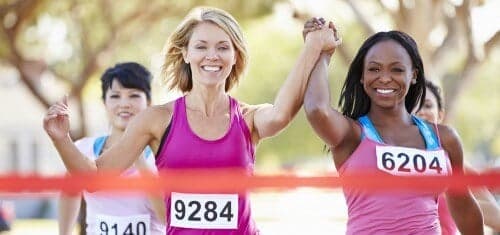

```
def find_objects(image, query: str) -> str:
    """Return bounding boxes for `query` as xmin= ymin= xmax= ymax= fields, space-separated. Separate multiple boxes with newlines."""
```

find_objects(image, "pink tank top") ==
xmin=338 ymin=115 xmax=452 ymax=235
xmin=156 ymin=96 xmax=258 ymax=235
xmin=438 ymin=194 xmax=458 ymax=235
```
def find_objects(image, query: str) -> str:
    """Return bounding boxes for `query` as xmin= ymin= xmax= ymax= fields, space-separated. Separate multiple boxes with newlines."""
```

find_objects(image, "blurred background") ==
xmin=0 ymin=0 xmax=499 ymax=234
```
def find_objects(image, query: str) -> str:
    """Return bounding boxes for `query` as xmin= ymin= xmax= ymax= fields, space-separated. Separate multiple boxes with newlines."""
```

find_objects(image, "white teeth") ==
xmin=377 ymin=89 xmax=395 ymax=94
xmin=118 ymin=112 xmax=132 ymax=117
xmin=202 ymin=66 xmax=221 ymax=72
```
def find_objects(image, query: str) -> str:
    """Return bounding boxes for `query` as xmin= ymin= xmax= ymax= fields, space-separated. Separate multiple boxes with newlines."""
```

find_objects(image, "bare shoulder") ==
xmin=146 ymin=102 xmax=175 ymax=120
xmin=239 ymin=102 xmax=270 ymax=116
xmin=436 ymin=124 xmax=461 ymax=148
xmin=436 ymin=124 xmax=464 ymax=168
xmin=147 ymin=101 xmax=175 ymax=126
xmin=238 ymin=102 xmax=273 ymax=124
xmin=238 ymin=102 xmax=271 ymax=139
xmin=238 ymin=102 xmax=258 ymax=125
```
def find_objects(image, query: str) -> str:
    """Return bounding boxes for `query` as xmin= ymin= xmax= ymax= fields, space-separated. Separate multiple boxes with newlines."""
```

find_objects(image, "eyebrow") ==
xmin=367 ymin=61 xmax=404 ymax=66
xmin=194 ymin=40 xmax=231 ymax=44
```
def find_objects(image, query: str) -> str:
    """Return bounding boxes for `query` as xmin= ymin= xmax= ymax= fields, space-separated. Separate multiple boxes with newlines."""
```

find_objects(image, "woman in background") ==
xmin=57 ymin=62 xmax=166 ymax=235
xmin=417 ymin=80 xmax=500 ymax=234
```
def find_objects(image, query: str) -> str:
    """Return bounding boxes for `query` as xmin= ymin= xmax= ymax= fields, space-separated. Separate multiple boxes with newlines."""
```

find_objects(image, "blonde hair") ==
xmin=162 ymin=7 xmax=248 ymax=92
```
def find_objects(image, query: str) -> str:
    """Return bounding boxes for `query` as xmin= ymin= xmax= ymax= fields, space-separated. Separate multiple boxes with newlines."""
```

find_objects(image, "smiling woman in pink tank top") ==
xmin=43 ymin=6 xmax=340 ymax=235
xmin=302 ymin=18 xmax=484 ymax=234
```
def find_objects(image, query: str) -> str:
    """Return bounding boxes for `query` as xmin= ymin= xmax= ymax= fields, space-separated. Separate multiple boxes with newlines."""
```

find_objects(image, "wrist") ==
xmin=320 ymin=53 xmax=333 ymax=65
xmin=52 ymin=134 xmax=73 ymax=146
xmin=304 ymin=36 xmax=323 ymax=54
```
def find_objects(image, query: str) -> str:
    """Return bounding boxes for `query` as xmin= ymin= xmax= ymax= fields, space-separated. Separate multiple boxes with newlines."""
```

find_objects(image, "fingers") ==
xmin=44 ymin=98 xmax=70 ymax=120
xmin=304 ymin=17 xmax=342 ymax=48
xmin=304 ymin=17 xmax=325 ymax=30
xmin=45 ymin=108 xmax=69 ymax=121
xmin=303 ymin=17 xmax=327 ymax=40
xmin=327 ymin=21 xmax=342 ymax=46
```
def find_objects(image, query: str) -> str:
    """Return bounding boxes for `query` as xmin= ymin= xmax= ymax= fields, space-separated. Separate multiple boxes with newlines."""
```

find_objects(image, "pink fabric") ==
xmin=156 ymin=96 xmax=258 ymax=235
xmin=338 ymin=132 xmax=452 ymax=234
xmin=438 ymin=194 xmax=458 ymax=235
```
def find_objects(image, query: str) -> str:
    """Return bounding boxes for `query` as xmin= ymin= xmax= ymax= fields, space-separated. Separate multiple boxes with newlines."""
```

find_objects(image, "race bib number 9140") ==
xmin=170 ymin=192 xmax=238 ymax=229
xmin=376 ymin=146 xmax=448 ymax=176
xmin=94 ymin=214 xmax=150 ymax=235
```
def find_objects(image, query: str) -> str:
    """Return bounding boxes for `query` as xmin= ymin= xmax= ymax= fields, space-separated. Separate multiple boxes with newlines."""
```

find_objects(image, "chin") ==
xmin=113 ymin=122 xmax=128 ymax=130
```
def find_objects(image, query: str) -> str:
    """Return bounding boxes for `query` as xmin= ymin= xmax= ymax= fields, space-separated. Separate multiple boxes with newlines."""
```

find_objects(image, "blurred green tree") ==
xmin=0 ymin=0 xmax=277 ymax=139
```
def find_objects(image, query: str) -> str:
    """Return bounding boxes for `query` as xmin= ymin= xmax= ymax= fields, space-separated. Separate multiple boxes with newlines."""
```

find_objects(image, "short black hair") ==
xmin=425 ymin=80 xmax=444 ymax=111
xmin=338 ymin=31 xmax=426 ymax=119
xmin=101 ymin=62 xmax=152 ymax=101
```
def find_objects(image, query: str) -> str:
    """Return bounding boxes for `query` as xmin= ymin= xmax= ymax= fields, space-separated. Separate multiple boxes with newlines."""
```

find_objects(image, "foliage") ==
xmin=1 ymin=0 xmax=499 ymax=166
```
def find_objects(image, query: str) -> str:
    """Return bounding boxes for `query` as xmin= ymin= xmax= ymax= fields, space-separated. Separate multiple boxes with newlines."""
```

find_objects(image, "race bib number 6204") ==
xmin=376 ymin=146 xmax=448 ymax=176
xmin=170 ymin=193 xmax=238 ymax=229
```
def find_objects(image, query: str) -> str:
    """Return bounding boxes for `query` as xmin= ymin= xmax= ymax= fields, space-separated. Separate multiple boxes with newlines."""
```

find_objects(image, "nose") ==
xmin=205 ymin=48 xmax=219 ymax=61
xmin=379 ymin=71 xmax=392 ymax=83
xmin=119 ymin=97 xmax=131 ymax=108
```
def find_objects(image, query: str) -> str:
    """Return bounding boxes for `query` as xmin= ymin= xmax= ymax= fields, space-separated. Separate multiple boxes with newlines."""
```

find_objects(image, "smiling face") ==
xmin=104 ymin=80 xmax=149 ymax=131
xmin=361 ymin=39 xmax=416 ymax=110
xmin=182 ymin=22 xmax=237 ymax=90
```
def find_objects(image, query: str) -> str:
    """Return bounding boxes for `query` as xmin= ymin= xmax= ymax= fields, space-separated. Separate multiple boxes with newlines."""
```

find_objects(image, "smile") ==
xmin=201 ymin=65 xmax=222 ymax=72
xmin=118 ymin=112 xmax=133 ymax=118
xmin=376 ymin=88 xmax=395 ymax=94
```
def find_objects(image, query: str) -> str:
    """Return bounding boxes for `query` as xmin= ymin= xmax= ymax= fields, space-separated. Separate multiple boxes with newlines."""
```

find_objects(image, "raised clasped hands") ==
xmin=303 ymin=17 xmax=341 ymax=55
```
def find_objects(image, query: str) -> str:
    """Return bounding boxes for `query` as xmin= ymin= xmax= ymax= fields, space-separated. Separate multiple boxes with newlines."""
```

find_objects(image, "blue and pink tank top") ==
xmin=338 ymin=115 xmax=452 ymax=235
xmin=155 ymin=96 xmax=258 ymax=235
xmin=75 ymin=136 xmax=165 ymax=235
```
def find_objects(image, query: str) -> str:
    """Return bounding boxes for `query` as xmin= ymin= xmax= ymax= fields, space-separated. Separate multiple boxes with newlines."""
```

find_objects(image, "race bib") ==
xmin=170 ymin=192 xmax=238 ymax=229
xmin=376 ymin=146 xmax=448 ymax=176
xmin=93 ymin=214 xmax=150 ymax=235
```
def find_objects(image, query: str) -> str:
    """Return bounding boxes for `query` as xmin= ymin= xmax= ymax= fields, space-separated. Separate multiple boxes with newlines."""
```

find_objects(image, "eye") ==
xmin=130 ymin=94 xmax=142 ymax=98
xmin=367 ymin=67 xmax=379 ymax=72
xmin=423 ymin=103 xmax=433 ymax=109
xmin=218 ymin=46 xmax=229 ymax=51
xmin=195 ymin=45 xmax=206 ymax=50
xmin=392 ymin=68 xmax=404 ymax=73
xmin=109 ymin=94 xmax=119 ymax=99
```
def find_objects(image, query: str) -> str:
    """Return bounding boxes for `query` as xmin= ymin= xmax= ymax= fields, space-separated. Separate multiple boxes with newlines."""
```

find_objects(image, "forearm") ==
xmin=304 ymin=53 xmax=332 ymax=113
xmin=58 ymin=194 xmax=82 ymax=235
xmin=473 ymin=189 xmax=500 ymax=231
xmin=271 ymin=41 xmax=323 ymax=123
xmin=148 ymin=196 xmax=166 ymax=224
xmin=53 ymin=136 xmax=97 ymax=172
xmin=447 ymin=193 xmax=484 ymax=234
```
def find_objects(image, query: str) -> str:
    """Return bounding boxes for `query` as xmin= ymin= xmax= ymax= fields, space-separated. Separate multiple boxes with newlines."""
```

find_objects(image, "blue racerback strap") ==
xmin=358 ymin=115 xmax=440 ymax=150
xmin=93 ymin=136 xmax=153 ymax=159
xmin=412 ymin=116 xmax=440 ymax=150
xmin=93 ymin=136 xmax=108 ymax=156
xmin=358 ymin=116 xmax=384 ymax=143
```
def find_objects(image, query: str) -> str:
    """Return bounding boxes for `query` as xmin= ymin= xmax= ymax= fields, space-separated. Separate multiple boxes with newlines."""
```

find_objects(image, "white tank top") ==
xmin=75 ymin=136 xmax=165 ymax=235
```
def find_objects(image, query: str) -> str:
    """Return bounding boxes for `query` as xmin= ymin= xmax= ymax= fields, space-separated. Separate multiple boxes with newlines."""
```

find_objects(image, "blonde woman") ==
xmin=44 ymin=7 xmax=339 ymax=235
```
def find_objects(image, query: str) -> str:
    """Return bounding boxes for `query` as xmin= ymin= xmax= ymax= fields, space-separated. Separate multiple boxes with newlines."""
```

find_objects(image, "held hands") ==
xmin=303 ymin=17 xmax=341 ymax=55
xmin=43 ymin=96 xmax=70 ymax=141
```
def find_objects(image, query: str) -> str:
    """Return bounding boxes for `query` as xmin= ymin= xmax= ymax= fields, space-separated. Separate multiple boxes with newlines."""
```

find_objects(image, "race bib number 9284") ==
xmin=170 ymin=192 xmax=238 ymax=229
